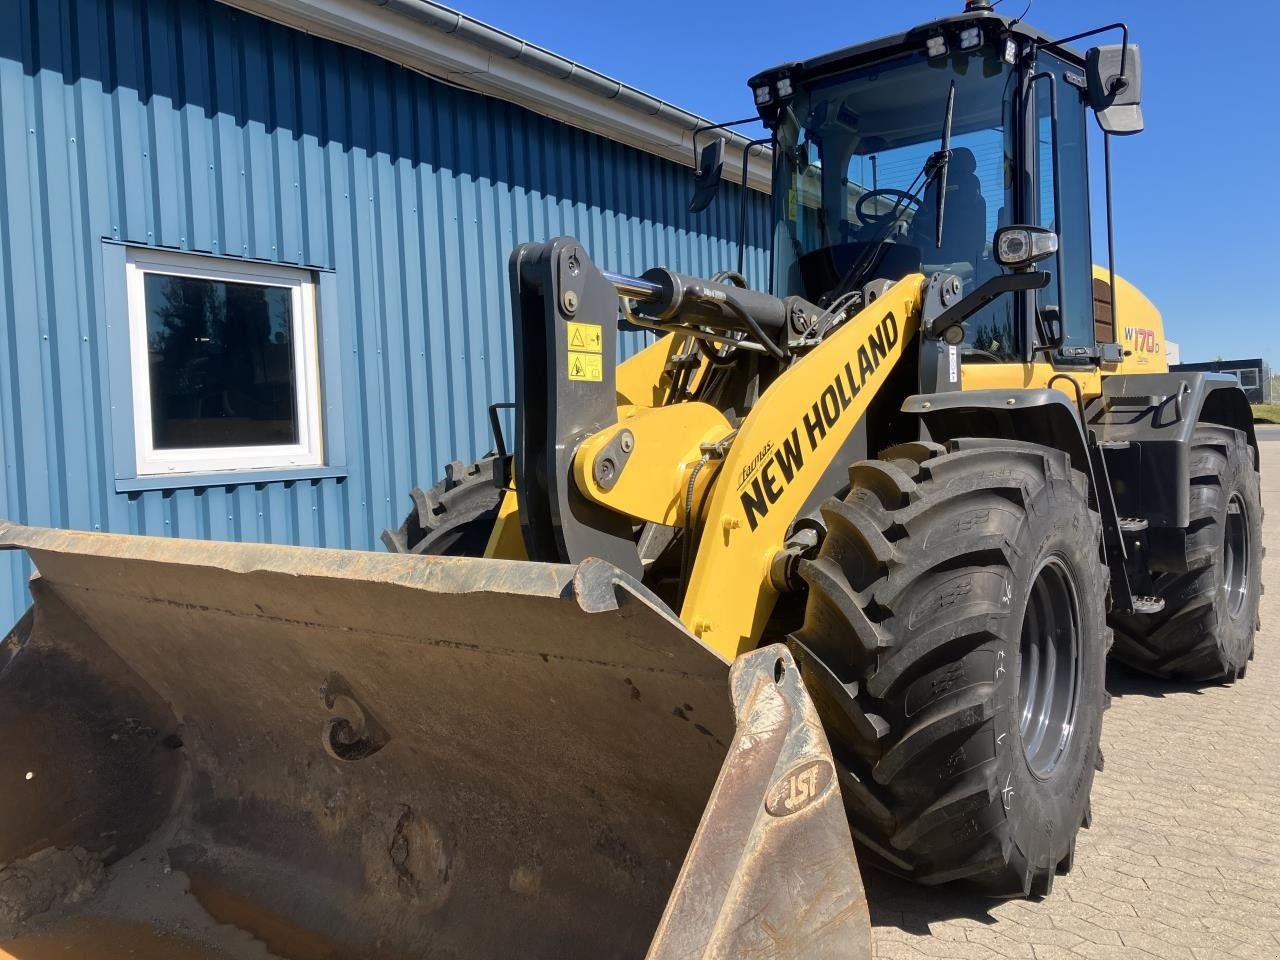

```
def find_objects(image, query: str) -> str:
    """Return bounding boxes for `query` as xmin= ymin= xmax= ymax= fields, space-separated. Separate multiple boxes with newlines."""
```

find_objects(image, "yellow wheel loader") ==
xmin=0 ymin=3 xmax=1262 ymax=958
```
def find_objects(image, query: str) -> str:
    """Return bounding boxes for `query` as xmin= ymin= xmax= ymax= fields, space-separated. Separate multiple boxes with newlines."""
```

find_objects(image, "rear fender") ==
xmin=1085 ymin=372 xmax=1257 ymax=527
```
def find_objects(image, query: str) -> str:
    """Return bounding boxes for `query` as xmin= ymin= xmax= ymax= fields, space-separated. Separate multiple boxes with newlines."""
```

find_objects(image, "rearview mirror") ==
xmin=689 ymin=137 xmax=726 ymax=214
xmin=1034 ymin=304 xmax=1065 ymax=355
xmin=1086 ymin=44 xmax=1144 ymax=135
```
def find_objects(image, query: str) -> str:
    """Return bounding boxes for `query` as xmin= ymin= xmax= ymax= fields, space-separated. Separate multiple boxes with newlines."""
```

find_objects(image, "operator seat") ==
xmin=909 ymin=147 xmax=986 ymax=269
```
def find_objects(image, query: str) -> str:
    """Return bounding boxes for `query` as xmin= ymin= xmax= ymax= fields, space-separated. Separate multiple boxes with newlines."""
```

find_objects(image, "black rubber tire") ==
xmin=1110 ymin=426 xmax=1262 ymax=681
xmin=790 ymin=439 xmax=1110 ymax=896
xmin=382 ymin=455 xmax=506 ymax=557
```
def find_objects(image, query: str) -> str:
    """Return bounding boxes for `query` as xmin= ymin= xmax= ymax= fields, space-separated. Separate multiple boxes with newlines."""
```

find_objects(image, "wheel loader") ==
xmin=0 ymin=3 xmax=1262 ymax=958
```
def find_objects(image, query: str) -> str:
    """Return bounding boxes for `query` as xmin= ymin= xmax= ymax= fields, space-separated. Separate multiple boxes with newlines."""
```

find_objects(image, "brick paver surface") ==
xmin=869 ymin=442 xmax=1280 ymax=960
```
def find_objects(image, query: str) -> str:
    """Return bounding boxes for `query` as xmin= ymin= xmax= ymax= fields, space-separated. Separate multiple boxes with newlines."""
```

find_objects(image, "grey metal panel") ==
xmin=0 ymin=0 xmax=771 ymax=629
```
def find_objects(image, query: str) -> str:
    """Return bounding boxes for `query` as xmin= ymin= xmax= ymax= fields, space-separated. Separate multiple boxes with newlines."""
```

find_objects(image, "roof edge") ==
xmin=214 ymin=0 xmax=773 ymax=194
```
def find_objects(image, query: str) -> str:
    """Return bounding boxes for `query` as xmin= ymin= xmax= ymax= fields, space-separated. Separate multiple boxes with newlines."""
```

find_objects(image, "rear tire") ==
xmin=790 ymin=439 xmax=1109 ymax=896
xmin=1110 ymin=426 xmax=1262 ymax=681
xmin=382 ymin=455 xmax=506 ymax=557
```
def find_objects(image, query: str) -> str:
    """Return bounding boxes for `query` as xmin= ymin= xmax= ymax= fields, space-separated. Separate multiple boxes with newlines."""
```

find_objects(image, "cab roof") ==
xmin=748 ymin=8 xmax=1084 ymax=90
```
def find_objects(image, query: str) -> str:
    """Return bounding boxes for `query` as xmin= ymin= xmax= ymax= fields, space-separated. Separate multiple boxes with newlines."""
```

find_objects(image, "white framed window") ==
xmin=1239 ymin=368 xmax=1260 ymax=389
xmin=124 ymin=249 xmax=324 ymax=477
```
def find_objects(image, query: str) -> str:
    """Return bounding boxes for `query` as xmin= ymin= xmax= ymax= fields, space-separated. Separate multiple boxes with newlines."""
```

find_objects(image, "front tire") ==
xmin=1110 ymin=425 xmax=1262 ymax=681
xmin=790 ymin=439 xmax=1109 ymax=895
xmin=382 ymin=455 xmax=506 ymax=557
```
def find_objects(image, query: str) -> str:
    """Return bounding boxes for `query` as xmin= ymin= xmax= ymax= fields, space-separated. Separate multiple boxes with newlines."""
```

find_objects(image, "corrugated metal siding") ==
xmin=0 ymin=0 xmax=771 ymax=628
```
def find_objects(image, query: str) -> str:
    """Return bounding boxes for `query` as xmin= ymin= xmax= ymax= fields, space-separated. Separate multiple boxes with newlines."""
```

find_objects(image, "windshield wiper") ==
xmin=924 ymin=80 xmax=957 ymax=251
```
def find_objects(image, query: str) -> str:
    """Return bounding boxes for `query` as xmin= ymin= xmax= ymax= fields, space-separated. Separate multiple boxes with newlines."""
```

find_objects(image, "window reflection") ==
xmin=144 ymin=274 xmax=298 ymax=449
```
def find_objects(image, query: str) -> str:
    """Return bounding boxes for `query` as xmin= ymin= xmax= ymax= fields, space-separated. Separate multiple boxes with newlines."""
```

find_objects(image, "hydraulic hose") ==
xmin=717 ymin=296 xmax=787 ymax=361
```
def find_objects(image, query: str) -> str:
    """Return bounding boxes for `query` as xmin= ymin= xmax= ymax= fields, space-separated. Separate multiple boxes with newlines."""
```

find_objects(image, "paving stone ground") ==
xmin=868 ymin=441 xmax=1280 ymax=960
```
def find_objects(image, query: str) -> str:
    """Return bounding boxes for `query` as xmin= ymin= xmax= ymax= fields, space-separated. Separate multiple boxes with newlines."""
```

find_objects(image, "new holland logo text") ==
xmin=739 ymin=313 xmax=899 ymax=531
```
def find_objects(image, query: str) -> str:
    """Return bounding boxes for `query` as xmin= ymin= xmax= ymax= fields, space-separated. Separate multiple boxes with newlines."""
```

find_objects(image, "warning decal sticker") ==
xmin=567 ymin=322 xmax=603 ymax=353
xmin=568 ymin=351 xmax=603 ymax=382
xmin=567 ymin=321 xmax=603 ymax=381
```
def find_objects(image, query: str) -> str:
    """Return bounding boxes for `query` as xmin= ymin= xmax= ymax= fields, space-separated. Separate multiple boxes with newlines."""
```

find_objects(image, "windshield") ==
xmin=773 ymin=49 xmax=1019 ymax=359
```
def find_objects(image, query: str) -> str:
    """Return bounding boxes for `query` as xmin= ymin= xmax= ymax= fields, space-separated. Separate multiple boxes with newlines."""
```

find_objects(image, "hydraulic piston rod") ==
xmin=604 ymin=270 xmax=664 ymax=303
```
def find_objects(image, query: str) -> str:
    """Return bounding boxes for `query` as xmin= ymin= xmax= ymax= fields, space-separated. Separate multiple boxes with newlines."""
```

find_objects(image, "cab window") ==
xmin=1034 ymin=54 xmax=1095 ymax=356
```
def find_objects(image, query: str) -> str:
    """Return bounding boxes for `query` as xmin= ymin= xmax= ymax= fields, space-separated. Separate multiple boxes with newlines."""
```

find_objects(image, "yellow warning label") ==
xmin=567 ymin=322 xmax=603 ymax=353
xmin=568 ymin=351 xmax=603 ymax=382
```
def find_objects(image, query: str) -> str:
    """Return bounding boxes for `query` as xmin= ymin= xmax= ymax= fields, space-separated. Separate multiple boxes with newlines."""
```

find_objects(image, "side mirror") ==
xmin=1034 ymin=304 xmax=1065 ymax=354
xmin=1086 ymin=44 xmax=1144 ymax=135
xmin=689 ymin=137 xmax=726 ymax=214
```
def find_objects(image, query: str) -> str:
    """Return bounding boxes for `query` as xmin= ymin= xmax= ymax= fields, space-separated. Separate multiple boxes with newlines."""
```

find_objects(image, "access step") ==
xmin=1130 ymin=595 xmax=1165 ymax=615
xmin=1119 ymin=517 xmax=1149 ymax=532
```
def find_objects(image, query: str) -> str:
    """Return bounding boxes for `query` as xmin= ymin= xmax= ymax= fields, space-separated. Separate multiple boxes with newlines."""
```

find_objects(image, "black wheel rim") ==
xmin=1223 ymin=492 xmax=1250 ymax=619
xmin=1017 ymin=557 xmax=1082 ymax=779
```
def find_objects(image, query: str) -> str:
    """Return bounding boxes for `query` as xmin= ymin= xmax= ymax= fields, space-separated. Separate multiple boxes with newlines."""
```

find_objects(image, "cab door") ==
xmin=962 ymin=51 xmax=1104 ymax=398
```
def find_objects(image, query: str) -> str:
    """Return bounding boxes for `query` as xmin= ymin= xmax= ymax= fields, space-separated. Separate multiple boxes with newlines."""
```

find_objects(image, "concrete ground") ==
xmin=1252 ymin=423 xmax=1280 ymax=444
xmin=869 ymin=435 xmax=1280 ymax=959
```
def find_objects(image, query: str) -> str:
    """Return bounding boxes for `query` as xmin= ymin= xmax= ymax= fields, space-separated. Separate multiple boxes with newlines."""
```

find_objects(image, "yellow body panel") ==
xmin=485 ymin=334 xmax=700 ymax=558
xmin=961 ymin=267 xmax=1167 ymax=400
xmin=615 ymin=333 xmax=707 ymax=408
xmin=1096 ymin=266 xmax=1168 ymax=375
xmin=483 ymin=476 xmax=527 ymax=560
xmin=573 ymin=403 xmax=734 ymax=525
xmin=962 ymin=361 xmax=1104 ymax=401
xmin=679 ymin=276 xmax=924 ymax=659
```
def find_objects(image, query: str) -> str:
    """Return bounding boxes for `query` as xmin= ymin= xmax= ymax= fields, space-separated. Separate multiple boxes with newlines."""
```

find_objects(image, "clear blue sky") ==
xmin=458 ymin=0 xmax=1279 ymax=367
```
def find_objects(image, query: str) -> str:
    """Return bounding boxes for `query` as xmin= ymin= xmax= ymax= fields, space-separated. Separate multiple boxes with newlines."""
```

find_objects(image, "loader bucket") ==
xmin=0 ymin=522 xmax=869 ymax=960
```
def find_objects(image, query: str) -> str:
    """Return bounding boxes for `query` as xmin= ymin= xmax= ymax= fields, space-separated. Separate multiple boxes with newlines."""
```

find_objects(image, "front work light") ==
xmin=959 ymin=27 xmax=982 ymax=50
xmin=994 ymin=225 xmax=1059 ymax=270
xmin=926 ymin=34 xmax=948 ymax=58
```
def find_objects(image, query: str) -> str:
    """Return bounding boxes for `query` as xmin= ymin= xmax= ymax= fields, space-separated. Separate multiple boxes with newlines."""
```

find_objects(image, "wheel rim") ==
xmin=1223 ymin=492 xmax=1250 ymax=619
xmin=1017 ymin=557 xmax=1082 ymax=779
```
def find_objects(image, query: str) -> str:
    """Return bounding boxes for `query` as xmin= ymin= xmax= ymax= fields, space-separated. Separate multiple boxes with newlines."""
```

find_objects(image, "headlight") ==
xmin=994 ymin=226 xmax=1059 ymax=269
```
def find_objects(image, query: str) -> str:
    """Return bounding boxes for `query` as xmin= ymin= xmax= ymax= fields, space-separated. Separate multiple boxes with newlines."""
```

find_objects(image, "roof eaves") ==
xmin=215 ymin=0 xmax=773 ymax=193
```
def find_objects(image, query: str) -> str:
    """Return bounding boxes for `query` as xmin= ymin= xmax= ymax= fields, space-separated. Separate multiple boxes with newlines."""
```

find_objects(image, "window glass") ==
xmin=1034 ymin=55 xmax=1094 ymax=353
xmin=1239 ymin=368 xmax=1260 ymax=389
xmin=772 ymin=48 xmax=1020 ymax=360
xmin=125 ymin=249 xmax=323 ymax=477
xmin=144 ymin=275 xmax=299 ymax=449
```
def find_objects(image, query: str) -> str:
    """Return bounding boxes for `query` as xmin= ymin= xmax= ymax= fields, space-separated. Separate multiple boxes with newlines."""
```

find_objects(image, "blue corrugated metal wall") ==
xmin=0 ymin=0 xmax=771 ymax=628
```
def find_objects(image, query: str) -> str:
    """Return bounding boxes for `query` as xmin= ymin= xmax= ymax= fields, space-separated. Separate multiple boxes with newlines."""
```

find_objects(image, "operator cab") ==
xmin=740 ymin=2 xmax=1143 ymax=366
xmin=768 ymin=42 xmax=1016 ymax=357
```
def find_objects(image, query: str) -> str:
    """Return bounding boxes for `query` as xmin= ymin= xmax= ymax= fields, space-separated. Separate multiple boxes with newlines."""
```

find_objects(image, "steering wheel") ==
xmin=855 ymin=188 xmax=921 ymax=226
